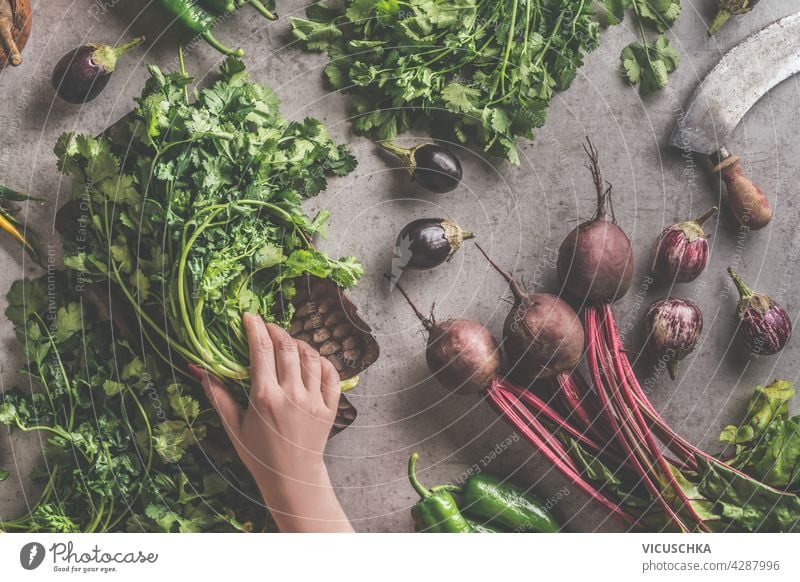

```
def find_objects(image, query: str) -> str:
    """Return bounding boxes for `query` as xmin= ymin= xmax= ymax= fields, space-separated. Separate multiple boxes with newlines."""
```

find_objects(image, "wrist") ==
xmin=258 ymin=464 xmax=352 ymax=532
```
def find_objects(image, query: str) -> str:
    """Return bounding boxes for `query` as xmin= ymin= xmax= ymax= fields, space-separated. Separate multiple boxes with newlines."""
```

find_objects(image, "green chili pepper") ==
xmin=236 ymin=0 xmax=277 ymax=20
xmin=155 ymin=0 xmax=243 ymax=56
xmin=465 ymin=518 xmax=505 ymax=533
xmin=201 ymin=0 xmax=236 ymax=14
xmin=408 ymin=453 xmax=473 ymax=533
xmin=460 ymin=474 xmax=560 ymax=533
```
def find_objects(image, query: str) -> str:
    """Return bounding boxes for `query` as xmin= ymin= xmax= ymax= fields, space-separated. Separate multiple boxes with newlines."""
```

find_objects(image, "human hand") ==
xmin=188 ymin=312 xmax=353 ymax=532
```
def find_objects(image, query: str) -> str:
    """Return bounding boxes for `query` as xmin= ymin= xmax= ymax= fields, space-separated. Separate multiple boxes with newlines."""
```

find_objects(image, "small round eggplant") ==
xmin=644 ymin=298 xmax=703 ymax=380
xmin=52 ymin=36 xmax=144 ymax=104
xmin=709 ymin=0 xmax=761 ymax=36
xmin=728 ymin=267 xmax=792 ymax=356
xmin=394 ymin=218 xmax=474 ymax=271
xmin=651 ymin=207 xmax=717 ymax=284
xmin=379 ymin=141 xmax=463 ymax=193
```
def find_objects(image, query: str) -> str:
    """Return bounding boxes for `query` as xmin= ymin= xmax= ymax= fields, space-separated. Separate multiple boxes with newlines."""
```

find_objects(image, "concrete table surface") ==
xmin=1 ymin=0 xmax=799 ymax=532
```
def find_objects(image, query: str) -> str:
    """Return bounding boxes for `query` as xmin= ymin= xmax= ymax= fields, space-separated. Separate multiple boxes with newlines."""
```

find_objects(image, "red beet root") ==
xmin=557 ymin=139 xmax=633 ymax=304
xmin=476 ymin=245 xmax=584 ymax=380
xmin=389 ymin=277 xmax=500 ymax=393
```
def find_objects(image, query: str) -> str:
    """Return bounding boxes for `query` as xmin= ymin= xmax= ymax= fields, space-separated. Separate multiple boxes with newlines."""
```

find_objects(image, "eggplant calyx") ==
xmin=677 ymin=207 xmax=718 ymax=241
xmin=91 ymin=36 xmax=145 ymax=72
xmin=442 ymin=219 xmax=474 ymax=258
xmin=378 ymin=140 xmax=421 ymax=176
xmin=708 ymin=9 xmax=732 ymax=35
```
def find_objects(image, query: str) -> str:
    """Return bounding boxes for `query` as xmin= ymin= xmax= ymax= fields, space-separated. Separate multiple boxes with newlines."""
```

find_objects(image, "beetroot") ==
xmin=390 ymin=278 xmax=500 ymax=393
xmin=557 ymin=140 xmax=633 ymax=304
xmin=476 ymin=245 xmax=584 ymax=380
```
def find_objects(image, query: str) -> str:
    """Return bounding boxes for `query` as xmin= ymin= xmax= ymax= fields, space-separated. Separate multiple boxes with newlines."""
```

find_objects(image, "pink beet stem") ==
xmin=600 ymin=304 xmax=710 ymax=531
xmin=554 ymin=372 xmax=607 ymax=439
xmin=487 ymin=386 xmax=639 ymax=526
xmin=495 ymin=378 xmax=626 ymax=466
xmin=586 ymin=307 xmax=689 ymax=531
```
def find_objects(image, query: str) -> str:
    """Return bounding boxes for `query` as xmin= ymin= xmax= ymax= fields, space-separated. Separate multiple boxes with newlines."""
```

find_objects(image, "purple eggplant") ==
xmin=651 ymin=207 xmax=716 ymax=284
xmin=379 ymin=141 xmax=463 ymax=193
xmin=644 ymin=298 xmax=703 ymax=380
xmin=394 ymin=218 xmax=474 ymax=271
xmin=52 ymin=36 xmax=144 ymax=104
xmin=728 ymin=267 xmax=792 ymax=356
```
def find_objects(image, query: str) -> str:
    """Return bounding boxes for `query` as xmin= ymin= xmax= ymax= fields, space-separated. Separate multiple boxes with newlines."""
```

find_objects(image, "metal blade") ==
xmin=671 ymin=12 xmax=800 ymax=156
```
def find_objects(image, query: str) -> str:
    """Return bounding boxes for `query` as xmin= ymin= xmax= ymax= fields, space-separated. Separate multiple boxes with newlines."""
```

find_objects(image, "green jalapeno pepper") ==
xmin=155 ymin=0 xmax=243 ymax=56
xmin=460 ymin=474 xmax=560 ymax=533
xmin=201 ymin=0 xmax=236 ymax=14
xmin=408 ymin=453 xmax=473 ymax=533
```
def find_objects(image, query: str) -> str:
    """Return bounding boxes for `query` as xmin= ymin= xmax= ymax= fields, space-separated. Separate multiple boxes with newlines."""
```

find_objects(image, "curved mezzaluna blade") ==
xmin=671 ymin=12 xmax=800 ymax=156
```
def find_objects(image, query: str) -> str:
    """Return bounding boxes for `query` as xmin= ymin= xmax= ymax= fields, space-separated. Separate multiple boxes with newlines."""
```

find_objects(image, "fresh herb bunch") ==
xmin=0 ymin=274 xmax=273 ymax=532
xmin=604 ymin=0 xmax=681 ymax=94
xmin=55 ymin=57 xmax=360 ymax=382
xmin=291 ymin=0 xmax=600 ymax=163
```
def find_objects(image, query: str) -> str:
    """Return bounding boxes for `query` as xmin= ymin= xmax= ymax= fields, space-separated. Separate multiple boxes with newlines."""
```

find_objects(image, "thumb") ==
xmin=188 ymin=364 xmax=243 ymax=438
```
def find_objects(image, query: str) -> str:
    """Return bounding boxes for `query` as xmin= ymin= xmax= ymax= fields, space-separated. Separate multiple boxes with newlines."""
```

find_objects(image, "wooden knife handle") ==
xmin=712 ymin=153 xmax=772 ymax=230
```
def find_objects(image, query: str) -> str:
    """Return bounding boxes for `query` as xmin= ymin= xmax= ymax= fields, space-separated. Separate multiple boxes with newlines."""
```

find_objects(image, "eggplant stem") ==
xmin=708 ymin=10 xmax=732 ymax=36
xmin=692 ymin=206 xmax=718 ymax=226
xmin=378 ymin=140 xmax=412 ymax=159
xmin=385 ymin=274 xmax=433 ymax=330
xmin=727 ymin=267 xmax=752 ymax=299
xmin=475 ymin=243 xmax=526 ymax=302
xmin=113 ymin=36 xmax=145 ymax=57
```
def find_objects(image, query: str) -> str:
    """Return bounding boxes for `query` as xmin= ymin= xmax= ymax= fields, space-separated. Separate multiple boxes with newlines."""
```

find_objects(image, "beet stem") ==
xmin=586 ymin=308 xmax=689 ymax=531
xmin=582 ymin=137 xmax=612 ymax=221
xmin=487 ymin=386 xmax=639 ymax=526
xmin=496 ymin=378 xmax=625 ymax=466
xmin=474 ymin=243 xmax=526 ymax=302
xmin=600 ymin=304 xmax=710 ymax=531
xmin=384 ymin=274 xmax=433 ymax=330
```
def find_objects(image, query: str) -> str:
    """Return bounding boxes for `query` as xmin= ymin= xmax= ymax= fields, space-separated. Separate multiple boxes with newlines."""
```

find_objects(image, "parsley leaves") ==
xmin=55 ymin=57 xmax=360 ymax=382
xmin=291 ymin=0 xmax=600 ymax=163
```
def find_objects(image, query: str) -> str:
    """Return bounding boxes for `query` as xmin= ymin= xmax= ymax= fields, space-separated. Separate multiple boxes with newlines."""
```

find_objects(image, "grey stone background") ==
xmin=1 ymin=0 xmax=799 ymax=532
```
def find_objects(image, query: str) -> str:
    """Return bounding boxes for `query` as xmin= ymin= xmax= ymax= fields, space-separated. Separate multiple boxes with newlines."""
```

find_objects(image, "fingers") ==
xmin=266 ymin=323 xmax=303 ymax=389
xmin=320 ymin=357 xmax=341 ymax=411
xmin=243 ymin=312 xmax=278 ymax=395
xmin=297 ymin=340 xmax=322 ymax=395
xmin=189 ymin=364 xmax=243 ymax=438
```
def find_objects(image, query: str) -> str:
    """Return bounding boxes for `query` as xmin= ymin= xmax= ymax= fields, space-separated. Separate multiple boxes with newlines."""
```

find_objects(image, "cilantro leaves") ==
xmin=55 ymin=58 xmax=360 ymax=382
xmin=605 ymin=0 xmax=681 ymax=94
xmin=0 ymin=276 xmax=271 ymax=532
xmin=291 ymin=0 xmax=600 ymax=163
